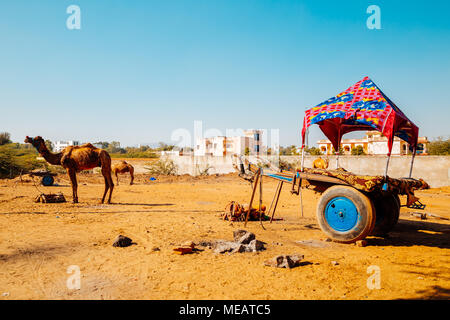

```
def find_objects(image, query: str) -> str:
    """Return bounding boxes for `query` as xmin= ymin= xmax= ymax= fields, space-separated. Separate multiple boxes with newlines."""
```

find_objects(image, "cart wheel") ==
xmin=370 ymin=193 xmax=400 ymax=236
xmin=41 ymin=175 xmax=54 ymax=186
xmin=316 ymin=185 xmax=375 ymax=243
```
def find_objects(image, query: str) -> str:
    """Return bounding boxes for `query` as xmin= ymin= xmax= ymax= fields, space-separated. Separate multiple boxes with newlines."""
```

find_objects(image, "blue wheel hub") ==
xmin=42 ymin=175 xmax=54 ymax=186
xmin=325 ymin=197 xmax=359 ymax=232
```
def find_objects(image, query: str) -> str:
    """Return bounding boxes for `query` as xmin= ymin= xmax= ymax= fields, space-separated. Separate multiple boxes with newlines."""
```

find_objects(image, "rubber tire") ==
xmin=41 ymin=175 xmax=54 ymax=186
xmin=370 ymin=193 xmax=400 ymax=236
xmin=316 ymin=185 xmax=376 ymax=243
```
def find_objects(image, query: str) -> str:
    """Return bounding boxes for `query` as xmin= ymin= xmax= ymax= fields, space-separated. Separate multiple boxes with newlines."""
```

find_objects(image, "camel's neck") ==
xmin=35 ymin=142 xmax=63 ymax=165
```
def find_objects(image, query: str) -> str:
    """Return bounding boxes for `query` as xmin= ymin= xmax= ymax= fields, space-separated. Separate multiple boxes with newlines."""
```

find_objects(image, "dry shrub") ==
xmin=145 ymin=158 xmax=178 ymax=175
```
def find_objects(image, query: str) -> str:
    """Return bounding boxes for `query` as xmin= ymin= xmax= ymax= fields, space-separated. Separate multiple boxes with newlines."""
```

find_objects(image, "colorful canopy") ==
xmin=301 ymin=76 xmax=419 ymax=155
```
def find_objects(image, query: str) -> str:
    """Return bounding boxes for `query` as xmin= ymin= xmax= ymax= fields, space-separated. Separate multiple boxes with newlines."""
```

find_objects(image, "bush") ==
xmin=195 ymin=163 xmax=213 ymax=176
xmin=145 ymin=158 xmax=178 ymax=175
xmin=0 ymin=132 xmax=11 ymax=145
xmin=428 ymin=137 xmax=450 ymax=155
xmin=305 ymin=146 xmax=322 ymax=155
xmin=0 ymin=144 xmax=42 ymax=178
xmin=110 ymin=151 xmax=158 ymax=159
xmin=279 ymin=158 xmax=294 ymax=171
xmin=351 ymin=145 xmax=366 ymax=155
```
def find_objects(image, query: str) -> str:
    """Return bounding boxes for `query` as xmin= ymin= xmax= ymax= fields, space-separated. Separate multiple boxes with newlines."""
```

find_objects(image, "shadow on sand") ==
xmin=111 ymin=203 xmax=175 ymax=207
xmin=367 ymin=218 xmax=450 ymax=249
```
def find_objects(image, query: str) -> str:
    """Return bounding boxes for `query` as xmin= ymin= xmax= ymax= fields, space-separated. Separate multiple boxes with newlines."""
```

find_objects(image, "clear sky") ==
xmin=1 ymin=0 xmax=449 ymax=147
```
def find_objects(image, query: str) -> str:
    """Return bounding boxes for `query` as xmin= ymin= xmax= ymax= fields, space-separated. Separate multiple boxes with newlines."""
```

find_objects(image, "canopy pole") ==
xmin=300 ymin=148 xmax=305 ymax=172
xmin=300 ymin=127 xmax=308 ymax=172
xmin=336 ymin=125 xmax=342 ymax=169
xmin=299 ymin=127 xmax=307 ymax=219
xmin=384 ymin=153 xmax=391 ymax=177
xmin=408 ymin=147 xmax=417 ymax=178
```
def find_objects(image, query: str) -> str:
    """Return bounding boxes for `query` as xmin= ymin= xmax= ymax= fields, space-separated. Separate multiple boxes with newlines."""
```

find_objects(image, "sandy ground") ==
xmin=0 ymin=172 xmax=449 ymax=300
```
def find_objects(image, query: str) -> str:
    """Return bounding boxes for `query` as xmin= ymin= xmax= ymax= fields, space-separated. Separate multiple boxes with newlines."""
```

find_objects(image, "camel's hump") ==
xmin=79 ymin=143 xmax=96 ymax=149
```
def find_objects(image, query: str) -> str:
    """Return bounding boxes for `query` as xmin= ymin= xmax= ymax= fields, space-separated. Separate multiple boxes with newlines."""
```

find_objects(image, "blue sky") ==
xmin=0 ymin=0 xmax=449 ymax=147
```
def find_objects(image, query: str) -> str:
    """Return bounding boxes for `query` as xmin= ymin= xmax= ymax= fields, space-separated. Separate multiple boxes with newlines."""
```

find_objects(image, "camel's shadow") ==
xmin=111 ymin=203 xmax=175 ymax=207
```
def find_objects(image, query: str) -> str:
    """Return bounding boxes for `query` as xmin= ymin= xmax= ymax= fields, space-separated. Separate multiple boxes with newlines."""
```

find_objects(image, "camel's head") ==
xmin=24 ymin=136 xmax=45 ymax=149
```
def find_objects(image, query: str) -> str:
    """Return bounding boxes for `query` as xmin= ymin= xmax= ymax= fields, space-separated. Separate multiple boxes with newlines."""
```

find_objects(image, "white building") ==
xmin=194 ymin=130 xmax=263 ymax=156
xmin=54 ymin=140 xmax=80 ymax=152
xmin=317 ymin=131 xmax=429 ymax=155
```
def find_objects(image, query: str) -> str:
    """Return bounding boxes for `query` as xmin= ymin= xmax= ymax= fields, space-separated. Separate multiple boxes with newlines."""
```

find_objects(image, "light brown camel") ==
xmin=25 ymin=136 xmax=114 ymax=204
xmin=112 ymin=160 xmax=134 ymax=185
xmin=313 ymin=157 xmax=329 ymax=169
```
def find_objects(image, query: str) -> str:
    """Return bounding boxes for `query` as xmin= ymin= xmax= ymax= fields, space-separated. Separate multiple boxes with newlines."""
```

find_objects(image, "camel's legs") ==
xmin=101 ymin=166 xmax=114 ymax=204
xmin=115 ymin=171 xmax=119 ymax=186
xmin=129 ymin=167 xmax=134 ymax=185
xmin=67 ymin=168 xmax=78 ymax=203
xmin=107 ymin=173 xmax=114 ymax=203
xmin=101 ymin=175 xmax=110 ymax=204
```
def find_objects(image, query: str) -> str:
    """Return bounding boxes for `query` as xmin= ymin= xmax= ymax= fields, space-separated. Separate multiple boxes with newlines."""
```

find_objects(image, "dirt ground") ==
xmin=0 ymin=172 xmax=449 ymax=300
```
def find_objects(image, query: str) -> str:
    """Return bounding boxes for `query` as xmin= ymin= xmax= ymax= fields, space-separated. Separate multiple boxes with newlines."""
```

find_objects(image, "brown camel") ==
xmin=25 ymin=136 xmax=114 ymax=204
xmin=112 ymin=160 xmax=134 ymax=185
xmin=313 ymin=157 xmax=329 ymax=169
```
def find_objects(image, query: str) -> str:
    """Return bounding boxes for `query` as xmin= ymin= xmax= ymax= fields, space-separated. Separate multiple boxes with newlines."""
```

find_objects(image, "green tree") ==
xmin=332 ymin=146 xmax=344 ymax=154
xmin=244 ymin=147 xmax=250 ymax=156
xmin=95 ymin=141 xmax=110 ymax=149
xmin=428 ymin=137 xmax=450 ymax=155
xmin=0 ymin=144 xmax=42 ymax=178
xmin=0 ymin=132 xmax=11 ymax=145
xmin=351 ymin=145 xmax=366 ymax=155
xmin=157 ymin=142 xmax=175 ymax=151
xmin=45 ymin=140 xmax=54 ymax=152
xmin=106 ymin=141 xmax=126 ymax=154
xmin=305 ymin=146 xmax=322 ymax=155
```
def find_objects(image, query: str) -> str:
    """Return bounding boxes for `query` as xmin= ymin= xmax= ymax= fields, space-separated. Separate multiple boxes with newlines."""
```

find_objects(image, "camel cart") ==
xmin=233 ymin=77 xmax=429 ymax=243
xmin=23 ymin=169 xmax=57 ymax=186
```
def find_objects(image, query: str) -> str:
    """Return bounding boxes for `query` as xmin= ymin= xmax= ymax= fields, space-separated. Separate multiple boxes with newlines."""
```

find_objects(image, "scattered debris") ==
xmin=410 ymin=212 xmax=427 ymax=220
xmin=35 ymin=193 xmax=66 ymax=203
xmin=151 ymin=247 xmax=160 ymax=252
xmin=2 ymin=292 xmax=9 ymax=297
xmin=331 ymin=261 xmax=339 ymax=266
xmin=212 ymin=240 xmax=241 ymax=254
xmin=112 ymin=235 xmax=133 ymax=247
xmin=356 ymin=240 xmax=367 ymax=247
xmin=173 ymin=247 xmax=194 ymax=255
xmin=196 ymin=240 xmax=215 ymax=249
xmin=234 ymin=229 xmax=255 ymax=244
xmin=198 ymin=230 xmax=266 ymax=254
xmin=222 ymin=201 xmax=269 ymax=222
xmin=173 ymin=241 xmax=203 ymax=255
xmin=248 ymin=239 xmax=265 ymax=252
xmin=182 ymin=241 xmax=195 ymax=248
xmin=410 ymin=212 xmax=449 ymax=220
xmin=264 ymin=254 xmax=304 ymax=269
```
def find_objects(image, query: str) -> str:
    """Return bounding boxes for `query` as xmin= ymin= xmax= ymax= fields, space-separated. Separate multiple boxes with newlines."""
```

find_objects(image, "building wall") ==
xmin=194 ymin=131 xmax=262 ymax=156
xmin=160 ymin=154 xmax=450 ymax=188
xmin=54 ymin=140 xmax=80 ymax=152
